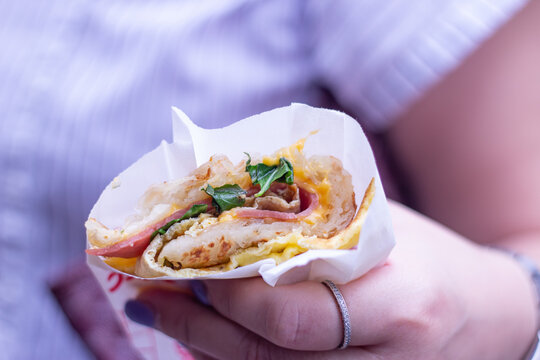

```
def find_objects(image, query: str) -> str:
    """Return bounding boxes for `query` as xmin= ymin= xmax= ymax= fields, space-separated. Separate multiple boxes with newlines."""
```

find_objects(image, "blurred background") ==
xmin=0 ymin=0 xmax=528 ymax=359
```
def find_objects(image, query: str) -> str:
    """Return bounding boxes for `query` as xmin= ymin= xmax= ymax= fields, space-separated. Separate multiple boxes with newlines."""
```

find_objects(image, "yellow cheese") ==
xmin=229 ymin=230 xmax=308 ymax=268
xmin=218 ymin=212 xmax=237 ymax=223
xmin=104 ymin=257 xmax=138 ymax=273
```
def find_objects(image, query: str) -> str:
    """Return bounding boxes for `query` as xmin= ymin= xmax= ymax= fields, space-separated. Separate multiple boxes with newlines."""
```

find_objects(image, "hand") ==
xmin=126 ymin=201 xmax=538 ymax=359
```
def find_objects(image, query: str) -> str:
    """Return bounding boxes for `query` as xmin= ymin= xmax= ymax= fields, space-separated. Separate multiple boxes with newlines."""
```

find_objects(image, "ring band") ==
xmin=322 ymin=280 xmax=351 ymax=350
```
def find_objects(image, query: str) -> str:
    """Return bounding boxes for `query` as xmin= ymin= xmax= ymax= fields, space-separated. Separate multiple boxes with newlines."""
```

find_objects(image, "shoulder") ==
xmin=307 ymin=0 xmax=530 ymax=130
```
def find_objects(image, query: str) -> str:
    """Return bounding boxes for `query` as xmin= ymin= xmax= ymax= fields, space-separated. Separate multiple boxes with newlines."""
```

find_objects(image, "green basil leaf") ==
xmin=150 ymin=204 xmax=208 ymax=240
xmin=202 ymin=184 xmax=246 ymax=212
xmin=245 ymin=154 xmax=294 ymax=197
xmin=280 ymin=158 xmax=294 ymax=184
xmin=182 ymin=204 xmax=208 ymax=219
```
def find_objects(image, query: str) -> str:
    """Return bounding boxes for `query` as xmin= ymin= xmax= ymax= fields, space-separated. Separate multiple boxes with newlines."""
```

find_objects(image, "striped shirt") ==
xmin=0 ymin=0 xmax=528 ymax=358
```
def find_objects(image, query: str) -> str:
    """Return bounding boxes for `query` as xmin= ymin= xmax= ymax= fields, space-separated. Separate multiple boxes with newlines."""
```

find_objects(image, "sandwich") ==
xmin=85 ymin=137 xmax=375 ymax=278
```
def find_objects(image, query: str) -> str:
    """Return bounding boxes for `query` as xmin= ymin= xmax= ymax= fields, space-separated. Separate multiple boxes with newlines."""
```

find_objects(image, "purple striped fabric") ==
xmin=0 ymin=0 xmax=527 ymax=358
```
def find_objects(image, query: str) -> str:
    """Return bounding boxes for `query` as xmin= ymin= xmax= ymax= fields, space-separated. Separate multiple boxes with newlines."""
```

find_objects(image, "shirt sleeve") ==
xmin=307 ymin=0 xmax=529 ymax=131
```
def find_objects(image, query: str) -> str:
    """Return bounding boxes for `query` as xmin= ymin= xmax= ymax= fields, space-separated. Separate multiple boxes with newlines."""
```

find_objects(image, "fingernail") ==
xmin=189 ymin=280 xmax=210 ymax=306
xmin=125 ymin=299 xmax=155 ymax=327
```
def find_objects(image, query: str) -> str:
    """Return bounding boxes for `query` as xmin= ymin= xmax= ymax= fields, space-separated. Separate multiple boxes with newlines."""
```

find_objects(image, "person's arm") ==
xmin=388 ymin=0 xmax=540 ymax=260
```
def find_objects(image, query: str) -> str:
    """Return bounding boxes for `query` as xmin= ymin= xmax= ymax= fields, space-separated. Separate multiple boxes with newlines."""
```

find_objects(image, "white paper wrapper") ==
xmin=87 ymin=103 xmax=395 ymax=359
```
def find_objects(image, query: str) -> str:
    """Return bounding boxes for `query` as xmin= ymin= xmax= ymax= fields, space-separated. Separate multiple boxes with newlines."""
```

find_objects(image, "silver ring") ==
xmin=322 ymin=280 xmax=351 ymax=350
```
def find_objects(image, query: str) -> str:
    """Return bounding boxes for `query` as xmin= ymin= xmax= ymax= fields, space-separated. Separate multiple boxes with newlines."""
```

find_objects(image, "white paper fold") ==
xmin=87 ymin=104 xmax=395 ymax=358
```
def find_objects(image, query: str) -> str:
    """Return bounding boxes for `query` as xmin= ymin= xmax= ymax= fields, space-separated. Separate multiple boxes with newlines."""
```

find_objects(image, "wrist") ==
xmin=481 ymin=247 xmax=538 ymax=360
xmin=492 ymin=247 xmax=540 ymax=360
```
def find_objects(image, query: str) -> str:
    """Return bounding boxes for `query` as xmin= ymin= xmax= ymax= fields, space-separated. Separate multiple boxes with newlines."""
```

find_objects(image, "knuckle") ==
xmin=263 ymin=298 xmax=302 ymax=348
xmin=239 ymin=332 xmax=272 ymax=360
xmin=207 ymin=282 xmax=233 ymax=317
xmin=394 ymin=284 xmax=452 ymax=337
xmin=158 ymin=305 xmax=192 ymax=344
xmin=222 ymin=287 xmax=234 ymax=318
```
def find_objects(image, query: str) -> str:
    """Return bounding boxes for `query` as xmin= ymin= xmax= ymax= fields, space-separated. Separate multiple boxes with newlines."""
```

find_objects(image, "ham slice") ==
xmin=235 ymin=186 xmax=319 ymax=220
xmin=86 ymin=184 xmax=318 ymax=258
xmin=85 ymin=199 xmax=214 ymax=258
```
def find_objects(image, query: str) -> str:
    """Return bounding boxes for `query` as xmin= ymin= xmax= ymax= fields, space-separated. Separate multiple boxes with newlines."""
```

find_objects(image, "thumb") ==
xmin=125 ymin=287 xmax=266 ymax=359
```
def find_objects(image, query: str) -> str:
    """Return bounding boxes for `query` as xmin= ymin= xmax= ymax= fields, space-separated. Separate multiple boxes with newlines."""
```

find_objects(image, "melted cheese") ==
xmin=262 ymin=136 xmax=307 ymax=166
xmin=218 ymin=212 xmax=237 ymax=223
xmin=229 ymin=230 xmax=308 ymax=268
xmin=265 ymin=136 xmax=328 ymax=189
xmin=104 ymin=257 xmax=138 ymax=273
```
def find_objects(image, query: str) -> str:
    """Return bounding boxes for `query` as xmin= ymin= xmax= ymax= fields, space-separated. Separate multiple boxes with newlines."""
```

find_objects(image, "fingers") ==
xmin=203 ymin=270 xmax=406 ymax=350
xmin=132 ymin=288 xmax=376 ymax=360
xmin=136 ymin=288 xmax=256 ymax=360
xmin=202 ymin=278 xmax=343 ymax=350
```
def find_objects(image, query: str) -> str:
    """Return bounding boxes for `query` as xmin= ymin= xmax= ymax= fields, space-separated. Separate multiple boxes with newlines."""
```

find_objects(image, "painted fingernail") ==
xmin=189 ymin=280 xmax=210 ymax=306
xmin=125 ymin=299 xmax=155 ymax=327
